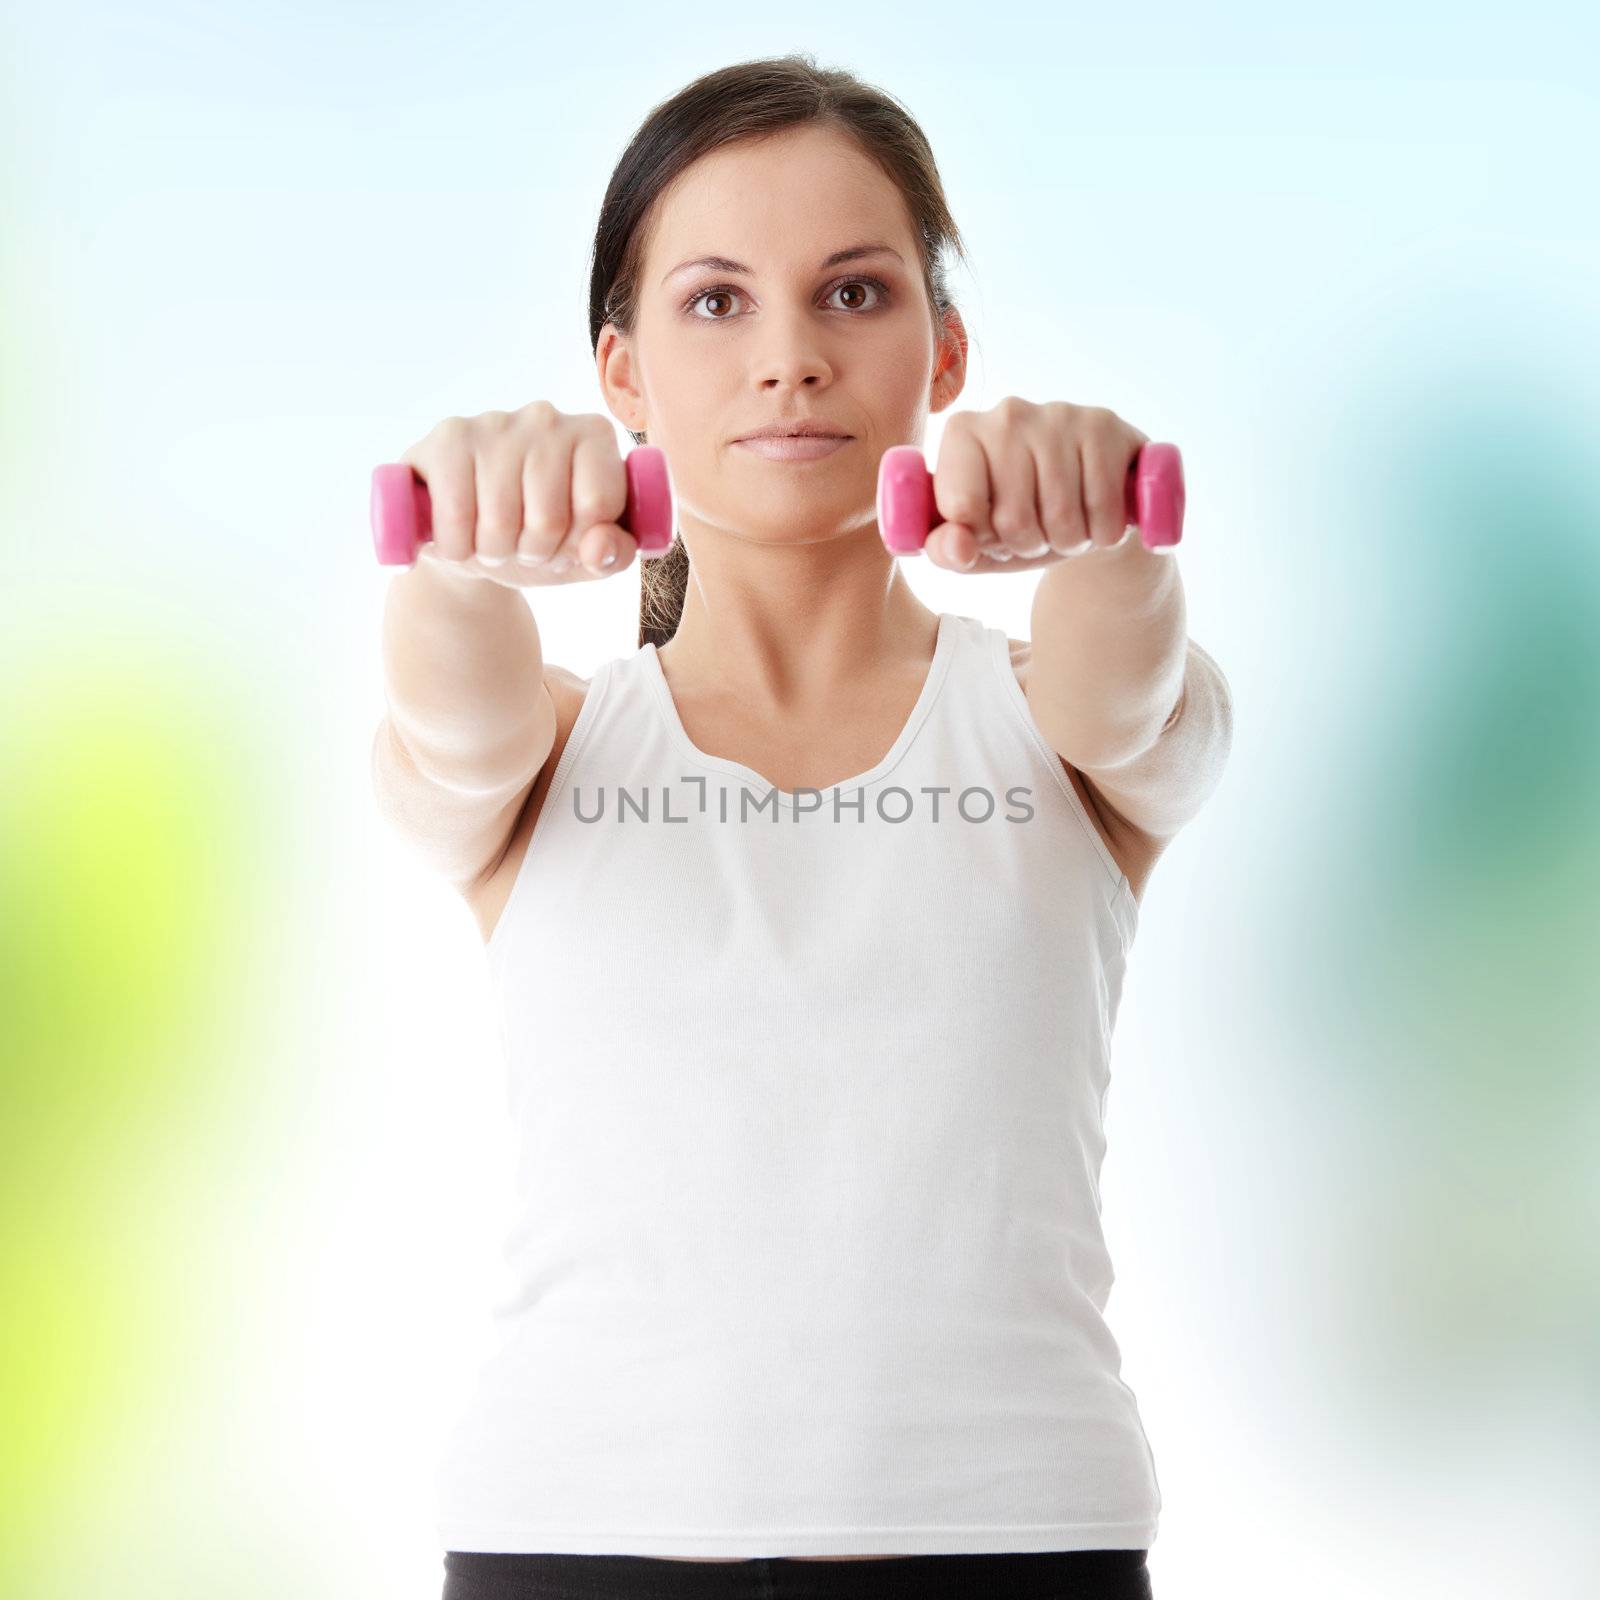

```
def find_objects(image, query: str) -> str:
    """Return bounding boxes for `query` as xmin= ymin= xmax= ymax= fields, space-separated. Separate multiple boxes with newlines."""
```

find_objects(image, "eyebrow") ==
xmin=661 ymin=242 xmax=904 ymax=287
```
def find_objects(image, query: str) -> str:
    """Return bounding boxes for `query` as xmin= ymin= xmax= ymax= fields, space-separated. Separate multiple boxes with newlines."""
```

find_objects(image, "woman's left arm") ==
xmin=924 ymin=396 xmax=1234 ymax=842
xmin=1028 ymin=543 xmax=1233 ymax=841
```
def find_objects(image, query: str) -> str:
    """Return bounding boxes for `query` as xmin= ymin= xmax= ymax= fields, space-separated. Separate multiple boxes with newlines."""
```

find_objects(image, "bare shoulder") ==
xmin=1007 ymin=636 xmax=1166 ymax=903
xmin=460 ymin=662 xmax=591 ymax=945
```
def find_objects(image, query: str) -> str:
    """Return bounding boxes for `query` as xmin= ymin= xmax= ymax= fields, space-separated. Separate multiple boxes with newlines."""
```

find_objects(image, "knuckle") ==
xmin=511 ymin=400 xmax=560 ymax=443
xmin=428 ymin=463 xmax=468 ymax=510
xmin=478 ymin=500 xmax=520 ymax=542
xmin=433 ymin=505 xmax=472 ymax=549
xmin=1082 ymin=474 xmax=1118 ymax=513
xmin=432 ymin=498 xmax=468 ymax=534
xmin=516 ymin=442 xmax=570 ymax=536
xmin=520 ymin=480 xmax=569 ymax=541
xmin=433 ymin=415 xmax=469 ymax=445
xmin=1038 ymin=495 xmax=1079 ymax=530
xmin=571 ymin=444 xmax=626 ymax=531
xmin=570 ymin=485 xmax=618 ymax=530
xmin=521 ymin=502 xmax=567 ymax=542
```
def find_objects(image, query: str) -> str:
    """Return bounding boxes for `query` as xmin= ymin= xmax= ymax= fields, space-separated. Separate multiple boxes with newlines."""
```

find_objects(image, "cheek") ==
xmin=880 ymin=322 xmax=940 ymax=390
xmin=644 ymin=349 xmax=720 ymax=426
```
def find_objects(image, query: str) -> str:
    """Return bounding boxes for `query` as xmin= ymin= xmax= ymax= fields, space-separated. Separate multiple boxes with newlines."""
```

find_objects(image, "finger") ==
xmin=542 ymin=534 xmax=582 ymax=577
xmin=547 ymin=518 xmax=624 ymax=581
xmin=931 ymin=423 xmax=993 ymax=545
xmin=1080 ymin=428 xmax=1135 ymax=548
xmin=569 ymin=427 xmax=631 ymax=575
xmin=988 ymin=425 xmax=1049 ymax=558
xmin=513 ymin=527 xmax=588 ymax=583
xmin=543 ymin=521 xmax=626 ymax=581
xmin=1035 ymin=431 xmax=1090 ymax=554
xmin=515 ymin=430 xmax=573 ymax=568
xmin=474 ymin=443 xmax=525 ymax=565
xmin=926 ymin=522 xmax=979 ymax=570
xmin=424 ymin=436 xmax=476 ymax=563
xmin=578 ymin=520 xmax=636 ymax=577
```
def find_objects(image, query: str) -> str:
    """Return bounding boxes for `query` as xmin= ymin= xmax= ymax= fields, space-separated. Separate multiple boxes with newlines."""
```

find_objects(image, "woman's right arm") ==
xmin=371 ymin=559 xmax=556 ymax=889
xmin=369 ymin=402 xmax=643 ymax=888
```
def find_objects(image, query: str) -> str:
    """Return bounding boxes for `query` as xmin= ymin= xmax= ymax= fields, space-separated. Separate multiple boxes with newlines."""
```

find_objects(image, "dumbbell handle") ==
xmin=877 ymin=440 xmax=1185 ymax=555
xmin=369 ymin=445 xmax=675 ymax=566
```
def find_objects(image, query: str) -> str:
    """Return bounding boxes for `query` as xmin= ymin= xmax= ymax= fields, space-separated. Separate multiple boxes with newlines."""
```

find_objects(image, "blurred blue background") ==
xmin=2 ymin=3 xmax=1596 ymax=1595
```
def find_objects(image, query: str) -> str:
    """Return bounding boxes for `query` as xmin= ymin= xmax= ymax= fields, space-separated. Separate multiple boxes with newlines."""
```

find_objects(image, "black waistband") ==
xmin=442 ymin=1546 xmax=1152 ymax=1600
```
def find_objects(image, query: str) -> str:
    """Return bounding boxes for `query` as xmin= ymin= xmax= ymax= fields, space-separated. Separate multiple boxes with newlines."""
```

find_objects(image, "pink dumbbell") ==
xmin=370 ymin=445 xmax=676 ymax=566
xmin=876 ymin=440 xmax=1185 ymax=556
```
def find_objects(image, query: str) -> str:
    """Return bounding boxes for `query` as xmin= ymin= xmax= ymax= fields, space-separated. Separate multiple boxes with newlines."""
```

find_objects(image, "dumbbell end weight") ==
xmin=370 ymin=445 xmax=676 ymax=567
xmin=876 ymin=446 xmax=937 ymax=556
xmin=1131 ymin=442 xmax=1185 ymax=552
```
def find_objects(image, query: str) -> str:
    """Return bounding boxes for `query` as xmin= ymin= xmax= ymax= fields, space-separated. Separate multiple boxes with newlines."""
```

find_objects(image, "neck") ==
xmin=656 ymin=517 xmax=938 ymax=713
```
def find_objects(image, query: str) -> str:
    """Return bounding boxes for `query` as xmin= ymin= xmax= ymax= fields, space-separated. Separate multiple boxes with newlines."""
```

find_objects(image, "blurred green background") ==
xmin=2 ymin=3 xmax=1596 ymax=1596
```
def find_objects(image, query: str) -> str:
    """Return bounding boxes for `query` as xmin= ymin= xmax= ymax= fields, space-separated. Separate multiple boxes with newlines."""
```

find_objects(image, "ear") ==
xmin=596 ymin=323 xmax=648 ymax=435
xmin=929 ymin=304 xmax=969 ymax=414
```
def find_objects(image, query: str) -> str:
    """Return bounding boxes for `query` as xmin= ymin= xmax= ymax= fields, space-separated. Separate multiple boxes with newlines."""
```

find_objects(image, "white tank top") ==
xmin=434 ymin=609 xmax=1160 ymax=1557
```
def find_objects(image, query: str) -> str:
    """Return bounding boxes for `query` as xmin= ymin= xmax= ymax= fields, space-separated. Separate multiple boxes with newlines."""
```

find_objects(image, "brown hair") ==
xmin=586 ymin=53 xmax=973 ymax=650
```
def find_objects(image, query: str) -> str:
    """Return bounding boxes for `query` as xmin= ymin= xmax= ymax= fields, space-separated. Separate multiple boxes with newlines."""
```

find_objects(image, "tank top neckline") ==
xmin=638 ymin=610 xmax=958 ymax=807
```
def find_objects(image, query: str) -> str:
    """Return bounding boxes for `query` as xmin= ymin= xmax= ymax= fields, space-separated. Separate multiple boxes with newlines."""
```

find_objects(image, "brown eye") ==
xmin=686 ymin=286 xmax=746 ymax=320
xmin=825 ymin=278 xmax=888 ymax=312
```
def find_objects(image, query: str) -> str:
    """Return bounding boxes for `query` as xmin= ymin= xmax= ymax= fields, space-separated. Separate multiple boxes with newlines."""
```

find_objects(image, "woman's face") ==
xmin=599 ymin=123 xmax=966 ymax=546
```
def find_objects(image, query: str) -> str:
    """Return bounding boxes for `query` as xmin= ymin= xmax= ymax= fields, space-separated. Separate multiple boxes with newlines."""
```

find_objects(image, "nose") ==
xmin=753 ymin=308 xmax=835 ymax=391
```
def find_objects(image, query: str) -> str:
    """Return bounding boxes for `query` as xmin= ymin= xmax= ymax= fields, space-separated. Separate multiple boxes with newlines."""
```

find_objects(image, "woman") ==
xmin=373 ymin=53 xmax=1232 ymax=1600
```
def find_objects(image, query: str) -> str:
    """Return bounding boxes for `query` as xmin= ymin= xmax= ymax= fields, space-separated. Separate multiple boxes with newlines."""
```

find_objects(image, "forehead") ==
xmin=645 ymin=126 xmax=911 ymax=268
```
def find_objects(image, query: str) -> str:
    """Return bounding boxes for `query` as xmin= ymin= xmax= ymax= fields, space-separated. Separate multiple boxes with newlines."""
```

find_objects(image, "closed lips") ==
xmin=737 ymin=424 xmax=850 ymax=440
